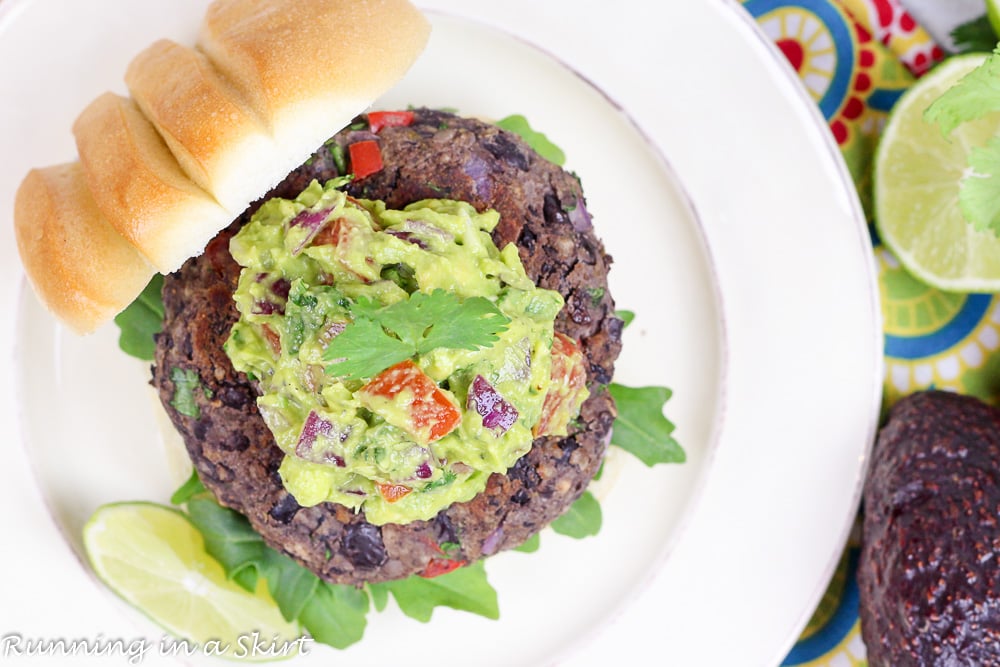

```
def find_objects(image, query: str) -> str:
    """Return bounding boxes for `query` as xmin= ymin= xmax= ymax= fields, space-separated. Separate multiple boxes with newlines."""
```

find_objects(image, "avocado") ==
xmin=859 ymin=390 xmax=1000 ymax=665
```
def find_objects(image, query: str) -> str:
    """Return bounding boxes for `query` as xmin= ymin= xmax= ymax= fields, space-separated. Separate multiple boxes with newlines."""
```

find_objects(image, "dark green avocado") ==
xmin=859 ymin=390 xmax=1000 ymax=666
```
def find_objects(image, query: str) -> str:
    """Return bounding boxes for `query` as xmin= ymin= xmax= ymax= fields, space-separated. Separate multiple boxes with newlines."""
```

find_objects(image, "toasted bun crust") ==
xmin=125 ymin=39 xmax=280 ymax=214
xmin=15 ymin=0 xmax=430 ymax=332
xmin=14 ymin=164 xmax=155 ymax=334
xmin=74 ymin=92 xmax=235 ymax=274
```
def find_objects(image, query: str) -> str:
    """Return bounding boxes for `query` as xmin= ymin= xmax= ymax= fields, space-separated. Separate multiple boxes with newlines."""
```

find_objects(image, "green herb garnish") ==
xmin=924 ymin=47 xmax=1000 ymax=235
xmin=169 ymin=367 xmax=206 ymax=419
xmin=951 ymin=15 xmax=997 ymax=54
xmin=323 ymin=290 xmax=510 ymax=381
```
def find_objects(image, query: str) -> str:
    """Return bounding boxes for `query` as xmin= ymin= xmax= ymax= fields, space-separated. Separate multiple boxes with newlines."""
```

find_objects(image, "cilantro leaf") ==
xmin=608 ymin=383 xmax=685 ymax=465
xmin=951 ymin=15 xmax=998 ymax=54
xmin=369 ymin=560 xmax=499 ymax=622
xmin=113 ymin=274 xmax=164 ymax=361
xmin=616 ymin=309 xmax=635 ymax=329
xmin=550 ymin=491 xmax=602 ymax=538
xmin=413 ymin=293 xmax=510 ymax=353
xmin=960 ymin=135 xmax=1000 ymax=234
xmin=925 ymin=47 xmax=1000 ymax=137
xmin=324 ymin=290 xmax=510 ymax=381
xmin=169 ymin=367 xmax=206 ymax=419
xmin=323 ymin=316 xmax=413 ymax=380
xmin=495 ymin=114 xmax=566 ymax=166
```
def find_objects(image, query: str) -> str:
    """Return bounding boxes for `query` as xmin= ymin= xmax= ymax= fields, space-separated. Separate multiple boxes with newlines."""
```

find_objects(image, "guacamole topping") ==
xmin=224 ymin=179 xmax=588 ymax=525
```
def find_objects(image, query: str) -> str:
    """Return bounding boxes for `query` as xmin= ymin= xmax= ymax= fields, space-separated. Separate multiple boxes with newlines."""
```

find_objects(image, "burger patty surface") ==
xmin=153 ymin=109 xmax=623 ymax=585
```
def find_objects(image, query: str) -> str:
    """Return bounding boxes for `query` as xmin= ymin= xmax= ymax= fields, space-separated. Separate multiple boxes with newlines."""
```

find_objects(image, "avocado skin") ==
xmin=859 ymin=390 xmax=1000 ymax=666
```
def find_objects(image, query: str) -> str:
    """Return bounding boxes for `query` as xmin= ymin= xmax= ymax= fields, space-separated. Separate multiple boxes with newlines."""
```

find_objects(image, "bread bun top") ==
xmin=15 ymin=0 xmax=430 ymax=333
xmin=14 ymin=163 xmax=155 ymax=335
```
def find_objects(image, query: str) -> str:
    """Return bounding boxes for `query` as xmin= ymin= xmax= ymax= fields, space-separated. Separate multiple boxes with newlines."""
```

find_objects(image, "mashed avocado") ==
xmin=224 ymin=179 xmax=585 ymax=525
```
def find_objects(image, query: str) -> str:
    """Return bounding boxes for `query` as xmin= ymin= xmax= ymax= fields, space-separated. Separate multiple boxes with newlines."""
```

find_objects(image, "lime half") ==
xmin=874 ymin=52 xmax=1000 ymax=292
xmin=84 ymin=502 xmax=301 ymax=660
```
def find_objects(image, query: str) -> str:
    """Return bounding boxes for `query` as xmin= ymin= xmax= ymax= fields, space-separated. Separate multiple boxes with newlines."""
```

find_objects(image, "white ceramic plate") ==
xmin=0 ymin=1 xmax=881 ymax=666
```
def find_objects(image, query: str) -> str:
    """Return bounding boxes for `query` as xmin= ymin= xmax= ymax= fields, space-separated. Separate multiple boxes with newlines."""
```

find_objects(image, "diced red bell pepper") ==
xmin=534 ymin=333 xmax=589 ymax=437
xmin=377 ymin=482 xmax=412 ymax=503
xmin=358 ymin=360 xmax=462 ymax=444
xmin=367 ymin=110 xmax=414 ymax=133
xmin=348 ymin=140 xmax=383 ymax=179
xmin=419 ymin=557 xmax=467 ymax=578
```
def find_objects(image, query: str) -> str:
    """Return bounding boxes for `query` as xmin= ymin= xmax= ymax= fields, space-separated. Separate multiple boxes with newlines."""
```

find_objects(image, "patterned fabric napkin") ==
xmin=738 ymin=1 xmax=995 ymax=664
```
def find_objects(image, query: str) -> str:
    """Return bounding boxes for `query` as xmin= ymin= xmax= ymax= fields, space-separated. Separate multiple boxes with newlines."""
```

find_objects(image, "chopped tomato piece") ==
xmin=358 ymin=360 xmax=462 ymax=444
xmin=377 ymin=483 xmax=412 ymax=503
xmin=419 ymin=557 xmax=466 ymax=578
xmin=534 ymin=333 xmax=589 ymax=437
xmin=368 ymin=110 xmax=414 ymax=133
xmin=348 ymin=140 xmax=383 ymax=179
xmin=311 ymin=217 xmax=350 ymax=247
xmin=261 ymin=323 xmax=281 ymax=356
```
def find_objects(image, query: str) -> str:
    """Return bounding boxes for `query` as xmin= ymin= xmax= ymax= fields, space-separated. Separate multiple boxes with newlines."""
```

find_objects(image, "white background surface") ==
xmin=0 ymin=1 xmax=882 ymax=665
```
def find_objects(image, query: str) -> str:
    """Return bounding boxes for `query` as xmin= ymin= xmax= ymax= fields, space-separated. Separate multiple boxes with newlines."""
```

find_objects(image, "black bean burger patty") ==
xmin=152 ymin=109 xmax=623 ymax=585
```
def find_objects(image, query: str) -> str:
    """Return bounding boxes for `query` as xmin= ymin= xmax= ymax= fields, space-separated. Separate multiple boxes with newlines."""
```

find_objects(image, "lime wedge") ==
xmin=874 ymin=52 xmax=1000 ymax=292
xmin=84 ymin=502 xmax=301 ymax=660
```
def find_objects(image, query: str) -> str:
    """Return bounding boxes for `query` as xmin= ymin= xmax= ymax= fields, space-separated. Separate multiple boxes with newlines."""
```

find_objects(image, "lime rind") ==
xmin=874 ymin=53 xmax=1000 ymax=292
xmin=83 ymin=502 xmax=302 ymax=662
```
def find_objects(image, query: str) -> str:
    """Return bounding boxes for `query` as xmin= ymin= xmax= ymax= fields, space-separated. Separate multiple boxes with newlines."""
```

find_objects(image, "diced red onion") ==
xmin=296 ymin=411 xmax=347 ymax=466
xmin=568 ymin=201 xmax=592 ymax=231
xmin=481 ymin=526 xmax=504 ymax=556
xmin=271 ymin=278 xmax=291 ymax=299
xmin=467 ymin=375 xmax=518 ymax=434
xmin=415 ymin=462 xmax=432 ymax=479
xmin=386 ymin=230 xmax=429 ymax=249
xmin=289 ymin=206 xmax=334 ymax=255
xmin=252 ymin=300 xmax=284 ymax=316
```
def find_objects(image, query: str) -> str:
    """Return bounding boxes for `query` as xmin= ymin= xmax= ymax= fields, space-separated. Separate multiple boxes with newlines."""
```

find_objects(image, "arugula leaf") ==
xmin=367 ymin=583 xmax=390 ymax=612
xmin=113 ymin=274 xmax=164 ymax=361
xmin=513 ymin=532 xmax=540 ymax=553
xmin=550 ymin=491 xmax=602 ymax=538
xmin=299 ymin=582 xmax=369 ymax=649
xmin=925 ymin=47 xmax=1000 ymax=137
xmin=325 ymin=290 xmax=510 ymax=380
xmin=369 ymin=560 xmax=499 ymax=622
xmin=169 ymin=367 xmax=206 ymax=419
xmin=616 ymin=309 xmax=635 ymax=329
xmin=961 ymin=136 xmax=1000 ymax=234
xmin=608 ymin=383 xmax=685 ymax=465
xmin=186 ymin=498 xmax=271 ymax=591
xmin=170 ymin=470 xmax=207 ymax=505
xmin=951 ymin=15 xmax=998 ymax=54
xmin=495 ymin=114 xmax=566 ymax=166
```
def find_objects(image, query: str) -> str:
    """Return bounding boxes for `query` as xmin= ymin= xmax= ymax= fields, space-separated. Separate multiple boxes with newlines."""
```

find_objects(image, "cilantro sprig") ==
xmin=323 ymin=290 xmax=511 ymax=381
xmin=924 ymin=46 xmax=1000 ymax=235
